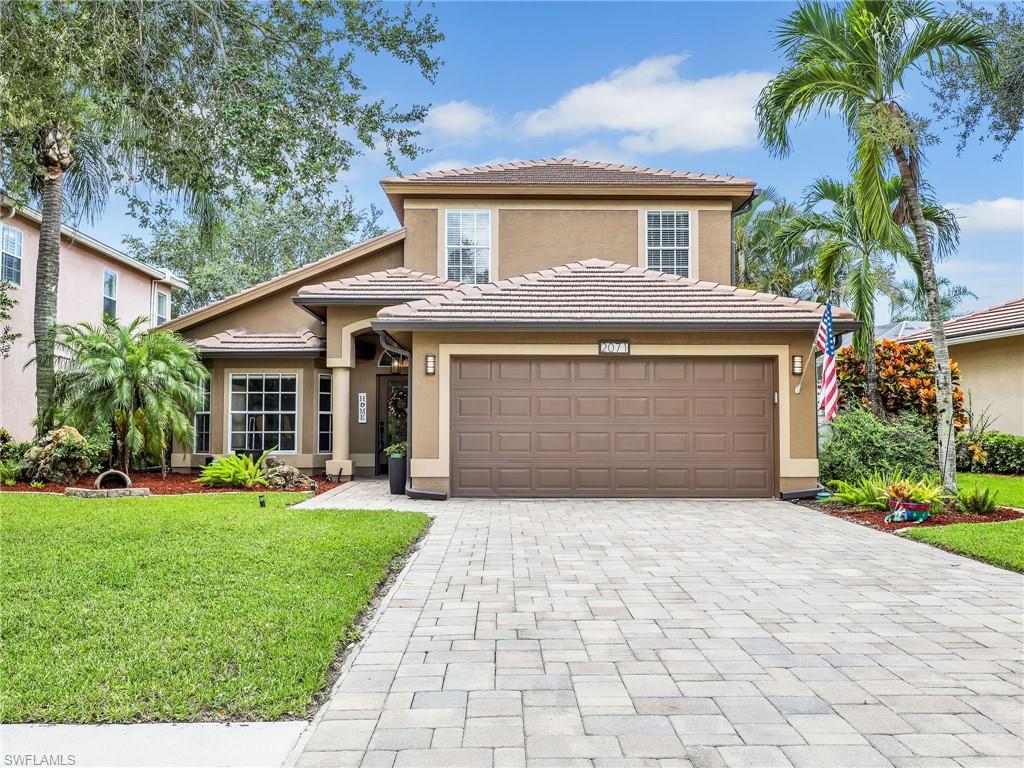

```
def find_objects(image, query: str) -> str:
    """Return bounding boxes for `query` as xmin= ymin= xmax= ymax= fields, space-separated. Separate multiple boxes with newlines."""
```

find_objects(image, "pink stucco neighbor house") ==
xmin=0 ymin=201 xmax=186 ymax=440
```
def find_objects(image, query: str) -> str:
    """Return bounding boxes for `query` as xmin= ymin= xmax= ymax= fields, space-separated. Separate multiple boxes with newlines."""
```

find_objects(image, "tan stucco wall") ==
xmin=407 ymin=330 xmax=818 ymax=496
xmin=697 ymin=209 xmax=732 ymax=285
xmin=498 ymin=210 xmax=639 ymax=276
xmin=403 ymin=208 xmax=438 ymax=276
xmin=401 ymin=198 xmax=735 ymax=283
xmin=181 ymin=243 xmax=402 ymax=342
xmin=1 ymin=211 xmax=175 ymax=440
xmin=953 ymin=335 xmax=1024 ymax=435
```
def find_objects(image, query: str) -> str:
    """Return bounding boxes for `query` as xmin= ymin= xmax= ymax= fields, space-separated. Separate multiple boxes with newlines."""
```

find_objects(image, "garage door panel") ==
xmin=452 ymin=356 xmax=775 ymax=498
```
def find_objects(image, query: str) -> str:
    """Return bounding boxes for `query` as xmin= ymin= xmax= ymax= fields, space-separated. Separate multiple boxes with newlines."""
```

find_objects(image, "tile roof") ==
xmin=375 ymin=259 xmax=856 ymax=330
xmin=296 ymin=267 xmax=461 ymax=304
xmin=193 ymin=328 xmax=325 ymax=356
xmin=383 ymin=157 xmax=754 ymax=186
xmin=898 ymin=298 xmax=1024 ymax=343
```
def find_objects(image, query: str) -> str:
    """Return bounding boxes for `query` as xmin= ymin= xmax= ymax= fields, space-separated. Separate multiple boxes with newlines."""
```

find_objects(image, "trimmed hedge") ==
xmin=957 ymin=432 xmax=1024 ymax=475
xmin=820 ymin=408 xmax=937 ymax=487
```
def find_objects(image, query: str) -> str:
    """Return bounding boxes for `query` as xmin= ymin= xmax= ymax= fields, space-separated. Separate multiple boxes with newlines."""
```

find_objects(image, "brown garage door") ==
xmin=451 ymin=357 xmax=776 ymax=498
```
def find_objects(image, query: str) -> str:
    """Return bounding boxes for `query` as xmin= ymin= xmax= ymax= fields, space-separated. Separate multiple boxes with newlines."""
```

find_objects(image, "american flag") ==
xmin=816 ymin=303 xmax=839 ymax=422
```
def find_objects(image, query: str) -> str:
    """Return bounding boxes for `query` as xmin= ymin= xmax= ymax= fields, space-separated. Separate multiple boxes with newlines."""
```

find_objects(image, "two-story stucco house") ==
xmin=164 ymin=158 xmax=856 ymax=498
xmin=0 ymin=201 xmax=186 ymax=440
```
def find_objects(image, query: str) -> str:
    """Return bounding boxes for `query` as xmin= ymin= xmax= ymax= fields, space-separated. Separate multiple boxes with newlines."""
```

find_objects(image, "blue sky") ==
xmin=90 ymin=1 xmax=1023 ymax=320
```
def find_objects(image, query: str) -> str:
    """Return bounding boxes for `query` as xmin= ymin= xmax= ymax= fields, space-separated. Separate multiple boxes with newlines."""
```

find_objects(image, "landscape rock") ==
xmin=22 ymin=426 xmax=92 ymax=485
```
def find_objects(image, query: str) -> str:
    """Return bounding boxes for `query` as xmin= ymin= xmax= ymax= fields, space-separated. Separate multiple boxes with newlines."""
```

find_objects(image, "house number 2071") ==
xmin=598 ymin=340 xmax=630 ymax=355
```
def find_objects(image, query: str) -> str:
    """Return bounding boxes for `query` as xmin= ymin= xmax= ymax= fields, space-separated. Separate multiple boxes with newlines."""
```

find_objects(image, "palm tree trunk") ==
xmin=33 ymin=166 xmax=63 ymax=434
xmin=893 ymin=144 xmax=957 ymax=491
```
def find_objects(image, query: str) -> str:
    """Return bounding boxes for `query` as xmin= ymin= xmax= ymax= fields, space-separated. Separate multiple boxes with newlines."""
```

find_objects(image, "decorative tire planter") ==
xmin=388 ymin=457 xmax=406 ymax=495
xmin=884 ymin=500 xmax=931 ymax=524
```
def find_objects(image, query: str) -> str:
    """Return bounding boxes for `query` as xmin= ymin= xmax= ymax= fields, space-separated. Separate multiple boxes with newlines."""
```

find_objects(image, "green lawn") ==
xmin=905 ymin=519 xmax=1024 ymax=573
xmin=0 ymin=492 xmax=428 ymax=723
xmin=959 ymin=473 xmax=1024 ymax=509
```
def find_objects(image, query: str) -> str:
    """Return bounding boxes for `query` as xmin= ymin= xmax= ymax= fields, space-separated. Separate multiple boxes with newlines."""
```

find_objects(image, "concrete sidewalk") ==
xmin=0 ymin=722 xmax=306 ymax=767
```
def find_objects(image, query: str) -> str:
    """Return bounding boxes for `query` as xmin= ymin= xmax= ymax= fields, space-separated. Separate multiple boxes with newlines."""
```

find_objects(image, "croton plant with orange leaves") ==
xmin=836 ymin=338 xmax=967 ymax=427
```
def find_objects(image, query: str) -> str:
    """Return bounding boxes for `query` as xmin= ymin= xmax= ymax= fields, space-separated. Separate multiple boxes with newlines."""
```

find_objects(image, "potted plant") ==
xmin=882 ymin=473 xmax=946 ymax=524
xmin=384 ymin=441 xmax=407 ymax=495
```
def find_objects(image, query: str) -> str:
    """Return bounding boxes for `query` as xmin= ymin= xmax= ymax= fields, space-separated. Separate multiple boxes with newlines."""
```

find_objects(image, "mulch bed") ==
xmin=796 ymin=499 xmax=1024 ymax=532
xmin=1 ymin=471 xmax=346 ymax=496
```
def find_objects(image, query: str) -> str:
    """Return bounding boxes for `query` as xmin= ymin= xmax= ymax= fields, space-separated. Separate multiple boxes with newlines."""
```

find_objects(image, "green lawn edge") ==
xmin=904 ymin=519 xmax=1024 ymax=573
xmin=0 ymin=492 xmax=429 ymax=723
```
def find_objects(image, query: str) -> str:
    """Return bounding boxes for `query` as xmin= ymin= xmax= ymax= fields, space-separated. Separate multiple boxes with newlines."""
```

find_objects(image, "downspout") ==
xmin=376 ymin=329 xmax=447 ymax=500
xmin=731 ymin=189 xmax=758 ymax=287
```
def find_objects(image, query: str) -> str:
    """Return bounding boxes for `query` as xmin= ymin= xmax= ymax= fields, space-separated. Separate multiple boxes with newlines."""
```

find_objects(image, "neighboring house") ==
xmin=875 ymin=319 xmax=929 ymax=340
xmin=899 ymin=298 xmax=1024 ymax=435
xmin=164 ymin=158 xmax=856 ymax=498
xmin=0 ymin=202 xmax=186 ymax=440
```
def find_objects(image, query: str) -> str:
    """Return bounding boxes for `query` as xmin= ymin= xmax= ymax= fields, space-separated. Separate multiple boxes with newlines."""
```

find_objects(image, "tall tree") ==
xmin=776 ymin=176 xmax=958 ymax=410
xmin=890 ymin=276 xmax=976 ymax=322
xmin=124 ymin=191 xmax=385 ymax=315
xmin=51 ymin=316 xmax=208 ymax=476
xmin=734 ymin=188 xmax=816 ymax=299
xmin=756 ymin=0 xmax=994 ymax=489
xmin=0 ymin=1 xmax=442 ymax=432
xmin=929 ymin=1 xmax=1024 ymax=157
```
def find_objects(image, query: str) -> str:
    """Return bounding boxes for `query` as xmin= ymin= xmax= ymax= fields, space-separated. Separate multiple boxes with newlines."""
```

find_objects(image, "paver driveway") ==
xmin=291 ymin=483 xmax=1023 ymax=768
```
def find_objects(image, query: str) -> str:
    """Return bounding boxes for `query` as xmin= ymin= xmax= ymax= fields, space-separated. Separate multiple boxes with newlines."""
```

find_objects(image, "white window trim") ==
xmin=1 ymin=223 xmax=23 ymax=286
xmin=154 ymin=290 xmax=170 ymax=326
xmin=317 ymin=372 xmax=332 ymax=455
xmin=103 ymin=269 xmax=118 ymax=318
xmin=641 ymin=208 xmax=698 ymax=279
xmin=194 ymin=378 xmax=211 ymax=454
xmin=226 ymin=372 xmax=300 ymax=455
xmin=443 ymin=208 xmax=493 ymax=284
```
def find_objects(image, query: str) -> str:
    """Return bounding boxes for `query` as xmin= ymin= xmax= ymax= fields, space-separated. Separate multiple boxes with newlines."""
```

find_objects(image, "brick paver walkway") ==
xmin=291 ymin=482 xmax=1023 ymax=768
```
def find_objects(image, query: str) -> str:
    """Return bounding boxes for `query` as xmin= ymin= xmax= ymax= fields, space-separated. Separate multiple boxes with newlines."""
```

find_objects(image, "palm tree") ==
xmin=50 ymin=317 xmax=208 ymax=476
xmin=776 ymin=176 xmax=959 ymax=410
xmin=734 ymin=188 xmax=816 ymax=298
xmin=890 ymin=276 xmax=976 ymax=322
xmin=756 ymin=0 xmax=994 ymax=489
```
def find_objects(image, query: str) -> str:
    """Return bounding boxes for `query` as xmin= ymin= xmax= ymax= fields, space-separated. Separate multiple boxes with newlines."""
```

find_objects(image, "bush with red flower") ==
xmin=837 ymin=338 xmax=966 ymax=427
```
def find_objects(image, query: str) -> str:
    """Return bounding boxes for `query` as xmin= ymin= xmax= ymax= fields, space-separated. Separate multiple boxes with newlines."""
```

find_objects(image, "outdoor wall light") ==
xmin=425 ymin=354 xmax=437 ymax=375
xmin=791 ymin=355 xmax=803 ymax=376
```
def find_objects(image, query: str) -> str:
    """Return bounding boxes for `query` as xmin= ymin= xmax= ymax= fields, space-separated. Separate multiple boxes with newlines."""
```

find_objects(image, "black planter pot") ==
xmin=388 ymin=456 xmax=406 ymax=495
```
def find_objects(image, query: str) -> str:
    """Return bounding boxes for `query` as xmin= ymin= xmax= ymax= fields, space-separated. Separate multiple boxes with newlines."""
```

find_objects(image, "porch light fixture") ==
xmin=391 ymin=357 xmax=401 ymax=374
xmin=791 ymin=355 xmax=804 ymax=376
xmin=425 ymin=354 xmax=436 ymax=375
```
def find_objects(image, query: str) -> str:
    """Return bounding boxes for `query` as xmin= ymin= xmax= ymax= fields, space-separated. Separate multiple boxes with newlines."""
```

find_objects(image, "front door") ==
xmin=376 ymin=375 xmax=408 ymax=474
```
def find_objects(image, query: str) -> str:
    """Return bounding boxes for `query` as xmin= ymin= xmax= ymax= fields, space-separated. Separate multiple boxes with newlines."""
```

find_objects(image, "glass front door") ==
xmin=377 ymin=375 xmax=408 ymax=474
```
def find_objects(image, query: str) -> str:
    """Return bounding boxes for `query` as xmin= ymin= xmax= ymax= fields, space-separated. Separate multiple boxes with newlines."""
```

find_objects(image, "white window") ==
xmin=229 ymin=373 xmax=298 ymax=453
xmin=154 ymin=291 xmax=169 ymax=325
xmin=645 ymin=211 xmax=690 ymax=277
xmin=317 ymin=373 xmax=332 ymax=454
xmin=445 ymin=209 xmax=490 ymax=283
xmin=102 ymin=269 xmax=118 ymax=318
xmin=1 ymin=224 xmax=22 ymax=285
xmin=194 ymin=377 xmax=211 ymax=454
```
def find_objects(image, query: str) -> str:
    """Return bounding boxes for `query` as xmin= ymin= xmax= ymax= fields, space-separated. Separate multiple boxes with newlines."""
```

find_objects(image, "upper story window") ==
xmin=154 ymin=290 xmax=169 ymax=325
xmin=645 ymin=210 xmax=690 ymax=277
xmin=445 ymin=209 xmax=490 ymax=284
xmin=102 ymin=269 xmax=118 ymax=319
xmin=1 ymin=224 xmax=23 ymax=285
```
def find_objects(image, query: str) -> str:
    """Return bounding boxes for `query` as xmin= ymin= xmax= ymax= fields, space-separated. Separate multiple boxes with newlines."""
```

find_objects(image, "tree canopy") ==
xmin=0 ymin=0 xmax=443 ymax=223
xmin=125 ymin=191 xmax=385 ymax=315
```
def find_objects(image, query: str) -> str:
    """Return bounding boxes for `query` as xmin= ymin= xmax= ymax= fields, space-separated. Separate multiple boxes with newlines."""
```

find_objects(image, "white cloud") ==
xmin=424 ymin=101 xmax=496 ymax=140
xmin=521 ymin=55 xmax=772 ymax=154
xmin=945 ymin=197 xmax=1024 ymax=233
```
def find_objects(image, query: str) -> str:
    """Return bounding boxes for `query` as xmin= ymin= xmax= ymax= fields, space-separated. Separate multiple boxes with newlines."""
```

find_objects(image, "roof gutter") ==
xmin=731 ymin=187 xmax=759 ymax=286
xmin=375 ymin=329 xmax=447 ymax=501
xmin=373 ymin=319 xmax=862 ymax=333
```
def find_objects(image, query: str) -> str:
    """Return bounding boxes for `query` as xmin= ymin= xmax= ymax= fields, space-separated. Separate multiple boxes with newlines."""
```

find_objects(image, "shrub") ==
xmin=384 ymin=441 xmax=407 ymax=458
xmin=0 ymin=458 xmax=20 ymax=485
xmin=956 ymin=485 xmax=999 ymax=515
xmin=820 ymin=409 xmax=937 ymax=486
xmin=21 ymin=426 xmax=94 ymax=484
xmin=958 ymin=432 xmax=1024 ymax=475
xmin=197 ymin=449 xmax=272 ymax=488
xmin=829 ymin=471 xmax=889 ymax=509
xmin=837 ymin=339 xmax=966 ymax=426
